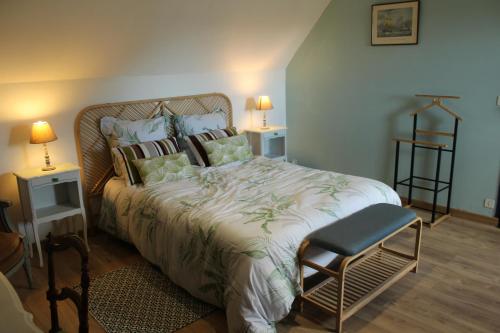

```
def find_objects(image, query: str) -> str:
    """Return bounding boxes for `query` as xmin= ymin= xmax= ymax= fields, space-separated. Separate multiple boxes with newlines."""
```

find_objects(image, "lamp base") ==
xmin=41 ymin=143 xmax=56 ymax=171
xmin=261 ymin=110 xmax=269 ymax=129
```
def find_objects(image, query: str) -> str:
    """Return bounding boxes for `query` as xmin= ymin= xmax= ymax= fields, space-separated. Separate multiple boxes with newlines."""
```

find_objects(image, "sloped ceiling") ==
xmin=0 ymin=0 xmax=330 ymax=84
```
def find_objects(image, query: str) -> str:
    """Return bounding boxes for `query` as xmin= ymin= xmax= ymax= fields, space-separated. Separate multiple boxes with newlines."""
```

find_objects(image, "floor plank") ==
xmin=9 ymin=216 xmax=500 ymax=332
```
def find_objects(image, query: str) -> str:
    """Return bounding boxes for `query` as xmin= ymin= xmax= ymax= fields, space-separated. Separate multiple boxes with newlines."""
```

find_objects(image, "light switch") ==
xmin=497 ymin=96 xmax=500 ymax=106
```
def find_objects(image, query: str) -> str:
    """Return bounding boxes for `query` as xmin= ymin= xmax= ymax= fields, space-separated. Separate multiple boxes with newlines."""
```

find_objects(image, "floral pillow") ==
xmin=201 ymin=135 xmax=253 ymax=167
xmin=174 ymin=108 xmax=227 ymax=137
xmin=100 ymin=116 xmax=172 ymax=148
xmin=185 ymin=127 xmax=238 ymax=167
xmin=132 ymin=152 xmax=197 ymax=186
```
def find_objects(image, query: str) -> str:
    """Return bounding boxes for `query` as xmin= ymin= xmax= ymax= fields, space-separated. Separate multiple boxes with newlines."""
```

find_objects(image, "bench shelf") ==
xmin=298 ymin=208 xmax=422 ymax=333
xmin=302 ymin=248 xmax=417 ymax=320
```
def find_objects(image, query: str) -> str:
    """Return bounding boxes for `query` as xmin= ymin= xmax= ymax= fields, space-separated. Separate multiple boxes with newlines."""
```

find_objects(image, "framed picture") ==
xmin=372 ymin=1 xmax=420 ymax=46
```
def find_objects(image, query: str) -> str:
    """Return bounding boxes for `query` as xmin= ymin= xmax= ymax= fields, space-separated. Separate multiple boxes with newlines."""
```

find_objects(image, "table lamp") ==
xmin=256 ymin=96 xmax=273 ymax=129
xmin=30 ymin=121 xmax=58 ymax=171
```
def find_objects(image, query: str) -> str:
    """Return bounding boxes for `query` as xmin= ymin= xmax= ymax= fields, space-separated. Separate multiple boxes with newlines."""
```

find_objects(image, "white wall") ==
xmin=0 ymin=0 xmax=330 ymax=239
xmin=0 ymin=69 xmax=286 ymax=226
xmin=0 ymin=0 xmax=329 ymax=84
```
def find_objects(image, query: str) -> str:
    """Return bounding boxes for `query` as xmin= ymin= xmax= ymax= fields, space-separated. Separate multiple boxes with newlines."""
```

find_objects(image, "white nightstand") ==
xmin=14 ymin=163 xmax=89 ymax=267
xmin=245 ymin=126 xmax=287 ymax=162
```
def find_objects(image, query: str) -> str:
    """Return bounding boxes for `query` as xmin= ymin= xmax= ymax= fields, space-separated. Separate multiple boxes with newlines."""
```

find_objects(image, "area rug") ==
xmin=76 ymin=263 xmax=216 ymax=333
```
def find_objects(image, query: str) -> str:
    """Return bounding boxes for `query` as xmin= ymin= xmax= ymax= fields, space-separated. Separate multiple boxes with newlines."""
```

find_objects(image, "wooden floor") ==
xmin=10 ymin=216 xmax=500 ymax=333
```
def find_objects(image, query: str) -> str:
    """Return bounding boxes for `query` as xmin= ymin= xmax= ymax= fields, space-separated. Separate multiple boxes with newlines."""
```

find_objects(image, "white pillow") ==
xmin=174 ymin=108 xmax=227 ymax=137
xmin=100 ymin=116 xmax=172 ymax=177
xmin=100 ymin=116 xmax=172 ymax=148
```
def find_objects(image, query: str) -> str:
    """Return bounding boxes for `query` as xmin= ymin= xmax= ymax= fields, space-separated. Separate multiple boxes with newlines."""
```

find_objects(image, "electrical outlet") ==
xmin=484 ymin=198 xmax=496 ymax=209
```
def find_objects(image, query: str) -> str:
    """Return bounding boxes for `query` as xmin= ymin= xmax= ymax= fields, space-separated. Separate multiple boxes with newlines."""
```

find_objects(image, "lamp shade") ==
xmin=256 ymin=96 xmax=273 ymax=111
xmin=30 ymin=121 xmax=58 ymax=144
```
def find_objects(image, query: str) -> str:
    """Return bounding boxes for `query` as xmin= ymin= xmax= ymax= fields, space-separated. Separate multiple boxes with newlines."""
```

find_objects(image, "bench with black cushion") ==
xmin=298 ymin=203 xmax=422 ymax=333
xmin=309 ymin=203 xmax=417 ymax=256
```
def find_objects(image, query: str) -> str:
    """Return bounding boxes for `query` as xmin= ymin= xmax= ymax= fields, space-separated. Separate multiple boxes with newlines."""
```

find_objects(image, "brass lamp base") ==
xmin=42 ymin=166 xmax=56 ymax=171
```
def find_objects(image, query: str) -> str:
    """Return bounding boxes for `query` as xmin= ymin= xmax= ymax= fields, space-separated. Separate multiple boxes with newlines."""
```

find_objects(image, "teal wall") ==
xmin=286 ymin=0 xmax=500 ymax=216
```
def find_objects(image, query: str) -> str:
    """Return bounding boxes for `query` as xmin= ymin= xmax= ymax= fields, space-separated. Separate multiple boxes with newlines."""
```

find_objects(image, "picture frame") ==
xmin=371 ymin=1 xmax=420 ymax=46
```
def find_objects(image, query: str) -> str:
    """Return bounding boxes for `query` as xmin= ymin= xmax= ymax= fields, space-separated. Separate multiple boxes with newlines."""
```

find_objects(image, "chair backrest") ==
xmin=46 ymin=233 xmax=89 ymax=333
xmin=0 ymin=200 xmax=15 ymax=233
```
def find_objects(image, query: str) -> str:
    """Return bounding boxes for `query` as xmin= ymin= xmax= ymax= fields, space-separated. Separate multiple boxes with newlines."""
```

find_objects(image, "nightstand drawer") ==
xmin=262 ymin=129 xmax=286 ymax=139
xmin=30 ymin=171 xmax=79 ymax=188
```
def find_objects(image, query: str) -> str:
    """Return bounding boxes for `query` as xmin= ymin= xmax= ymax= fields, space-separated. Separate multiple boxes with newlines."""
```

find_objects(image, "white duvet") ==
xmin=99 ymin=157 xmax=400 ymax=332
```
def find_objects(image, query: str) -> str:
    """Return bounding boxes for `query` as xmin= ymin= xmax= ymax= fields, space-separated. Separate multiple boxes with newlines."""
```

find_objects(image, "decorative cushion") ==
xmin=185 ymin=127 xmax=238 ymax=167
xmin=201 ymin=135 xmax=253 ymax=167
xmin=173 ymin=108 xmax=227 ymax=137
xmin=132 ymin=152 xmax=197 ymax=186
xmin=100 ymin=116 xmax=172 ymax=148
xmin=112 ymin=137 xmax=181 ymax=186
xmin=101 ymin=116 xmax=173 ymax=177
xmin=308 ymin=203 xmax=417 ymax=256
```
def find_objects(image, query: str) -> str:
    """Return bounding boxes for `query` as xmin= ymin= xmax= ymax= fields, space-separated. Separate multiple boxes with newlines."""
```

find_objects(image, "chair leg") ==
xmin=23 ymin=260 xmax=33 ymax=289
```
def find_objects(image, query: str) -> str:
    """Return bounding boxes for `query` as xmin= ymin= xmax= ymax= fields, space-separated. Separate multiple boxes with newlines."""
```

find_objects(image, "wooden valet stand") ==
xmin=393 ymin=94 xmax=463 ymax=227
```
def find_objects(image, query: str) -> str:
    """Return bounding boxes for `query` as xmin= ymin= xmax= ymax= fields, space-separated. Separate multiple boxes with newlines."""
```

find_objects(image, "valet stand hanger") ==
xmin=393 ymin=94 xmax=462 ymax=228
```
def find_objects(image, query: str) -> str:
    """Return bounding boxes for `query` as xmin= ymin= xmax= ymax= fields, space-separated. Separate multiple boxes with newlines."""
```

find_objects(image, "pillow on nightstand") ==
xmin=184 ymin=127 xmax=238 ymax=167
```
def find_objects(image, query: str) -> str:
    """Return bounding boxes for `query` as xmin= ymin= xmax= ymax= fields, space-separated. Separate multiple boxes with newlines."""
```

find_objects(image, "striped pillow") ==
xmin=185 ymin=127 xmax=238 ymax=167
xmin=112 ymin=137 xmax=181 ymax=186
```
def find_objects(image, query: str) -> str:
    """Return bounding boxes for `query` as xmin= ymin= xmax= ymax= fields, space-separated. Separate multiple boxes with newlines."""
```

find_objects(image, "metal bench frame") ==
xmin=298 ymin=217 xmax=422 ymax=332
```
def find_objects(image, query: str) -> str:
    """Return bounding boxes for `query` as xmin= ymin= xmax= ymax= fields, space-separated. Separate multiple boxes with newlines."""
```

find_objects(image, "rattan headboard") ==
xmin=74 ymin=92 xmax=232 ymax=217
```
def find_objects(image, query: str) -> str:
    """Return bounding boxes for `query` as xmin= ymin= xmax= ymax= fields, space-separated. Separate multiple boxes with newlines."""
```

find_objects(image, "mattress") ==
xmin=99 ymin=157 xmax=400 ymax=332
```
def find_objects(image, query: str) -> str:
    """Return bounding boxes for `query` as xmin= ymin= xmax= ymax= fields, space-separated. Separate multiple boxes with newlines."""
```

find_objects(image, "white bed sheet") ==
xmin=102 ymin=177 xmax=338 ymax=278
xmin=99 ymin=157 xmax=400 ymax=332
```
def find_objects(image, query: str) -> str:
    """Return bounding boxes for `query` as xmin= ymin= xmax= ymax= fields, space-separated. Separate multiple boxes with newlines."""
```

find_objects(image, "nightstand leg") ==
xmin=33 ymin=221 xmax=44 ymax=267
xmin=25 ymin=222 xmax=34 ymax=258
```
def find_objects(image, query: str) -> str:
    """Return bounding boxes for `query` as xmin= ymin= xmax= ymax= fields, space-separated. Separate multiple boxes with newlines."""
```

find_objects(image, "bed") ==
xmin=75 ymin=93 xmax=400 ymax=332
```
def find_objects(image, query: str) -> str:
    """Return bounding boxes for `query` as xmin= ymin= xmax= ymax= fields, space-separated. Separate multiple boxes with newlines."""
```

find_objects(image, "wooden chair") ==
xmin=46 ymin=233 xmax=89 ymax=333
xmin=0 ymin=200 xmax=33 ymax=288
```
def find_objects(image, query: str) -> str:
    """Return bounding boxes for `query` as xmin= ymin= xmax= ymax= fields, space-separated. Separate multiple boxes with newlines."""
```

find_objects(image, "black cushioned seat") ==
xmin=308 ymin=203 xmax=417 ymax=256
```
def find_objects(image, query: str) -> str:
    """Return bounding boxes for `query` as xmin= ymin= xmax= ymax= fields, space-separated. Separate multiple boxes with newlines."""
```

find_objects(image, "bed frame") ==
xmin=74 ymin=93 xmax=233 ymax=222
